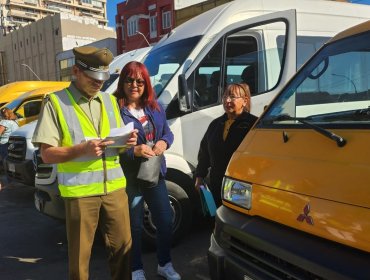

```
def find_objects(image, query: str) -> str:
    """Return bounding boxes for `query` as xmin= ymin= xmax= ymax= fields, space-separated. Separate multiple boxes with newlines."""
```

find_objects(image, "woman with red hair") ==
xmin=114 ymin=61 xmax=180 ymax=280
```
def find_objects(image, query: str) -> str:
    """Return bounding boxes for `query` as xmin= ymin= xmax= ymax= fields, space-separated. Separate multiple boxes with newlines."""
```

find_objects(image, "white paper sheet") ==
xmin=104 ymin=122 xmax=134 ymax=148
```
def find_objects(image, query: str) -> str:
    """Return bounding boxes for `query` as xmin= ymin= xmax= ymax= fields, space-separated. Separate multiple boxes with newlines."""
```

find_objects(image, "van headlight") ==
xmin=222 ymin=177 xmax=252 ymax=209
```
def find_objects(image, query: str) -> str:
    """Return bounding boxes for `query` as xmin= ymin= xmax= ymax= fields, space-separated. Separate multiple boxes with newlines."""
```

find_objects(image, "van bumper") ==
xmin=34 ymin=182 xmax=65 ymax=220
xmin=208 ymin=206 xmax=370 ymax=280
xmin=5 ymin=158 xmax=35 ymax=186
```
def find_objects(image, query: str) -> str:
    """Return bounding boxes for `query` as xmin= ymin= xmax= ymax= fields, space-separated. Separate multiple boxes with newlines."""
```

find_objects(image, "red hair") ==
xmin=114 ymin=61 xmax=159 ymax=111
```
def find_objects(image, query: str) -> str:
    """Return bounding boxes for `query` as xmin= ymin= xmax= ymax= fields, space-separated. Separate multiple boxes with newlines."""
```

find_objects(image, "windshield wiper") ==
xmin=266 ymin=114 xmax=346 ymax=147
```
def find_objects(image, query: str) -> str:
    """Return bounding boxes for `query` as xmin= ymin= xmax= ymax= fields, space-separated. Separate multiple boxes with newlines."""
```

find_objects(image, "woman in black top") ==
xmin=194 ymin=83 xmax=258 ymax=207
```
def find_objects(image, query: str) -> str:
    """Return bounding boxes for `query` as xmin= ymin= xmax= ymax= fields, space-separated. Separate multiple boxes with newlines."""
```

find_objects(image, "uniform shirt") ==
xmin=32 ymin=82 xmax=124 ymax=147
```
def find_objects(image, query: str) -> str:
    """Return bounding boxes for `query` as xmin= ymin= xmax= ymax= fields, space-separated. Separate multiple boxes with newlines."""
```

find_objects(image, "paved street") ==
xmin=0 ymin=179 xmax=212 ymax=280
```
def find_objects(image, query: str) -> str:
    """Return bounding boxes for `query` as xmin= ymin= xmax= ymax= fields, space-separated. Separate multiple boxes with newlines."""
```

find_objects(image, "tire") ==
xmin=142 ymin=179 xmax=193 ymax=248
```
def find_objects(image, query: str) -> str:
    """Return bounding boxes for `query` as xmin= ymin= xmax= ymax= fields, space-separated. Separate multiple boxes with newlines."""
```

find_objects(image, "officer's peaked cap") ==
xmin=73 ymin=46 xmax=113 ymax=81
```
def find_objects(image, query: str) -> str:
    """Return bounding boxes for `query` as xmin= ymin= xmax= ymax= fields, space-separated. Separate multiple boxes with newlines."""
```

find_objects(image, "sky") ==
xmin=107 ymin=0 xmax=122 ymax=27
xmin=105 ymin=0 xmax=370 ymax=28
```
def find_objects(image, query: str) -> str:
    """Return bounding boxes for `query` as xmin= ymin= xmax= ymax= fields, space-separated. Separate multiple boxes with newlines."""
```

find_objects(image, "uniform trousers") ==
xmin=64 ymin=188 xmax=132 ymax=280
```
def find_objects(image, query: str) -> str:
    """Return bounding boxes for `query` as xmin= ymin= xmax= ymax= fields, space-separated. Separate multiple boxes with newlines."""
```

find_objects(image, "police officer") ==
xmin=32 ymin=46 xmax=137 ymax=280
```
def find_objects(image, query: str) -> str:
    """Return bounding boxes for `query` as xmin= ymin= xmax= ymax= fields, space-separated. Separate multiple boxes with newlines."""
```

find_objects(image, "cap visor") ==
xmin=84 ymin=70 xmax=110 ymax=81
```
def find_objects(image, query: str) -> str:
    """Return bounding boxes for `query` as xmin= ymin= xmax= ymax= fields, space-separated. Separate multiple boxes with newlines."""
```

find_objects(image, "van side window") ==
xmin=225 ymin=35 xmax=257 ymax=95
xmin=192 ymin=33 xmax=259 ymax=109
xmin=191 ymin=20 xmax=288 ymax=111
xmin=192 ymin=40 xmax=223 ymax=109
xmin=277 ymin=35 xmax=330 ymax=70
xmin=225 ymin=21 xmax=287 ymax=96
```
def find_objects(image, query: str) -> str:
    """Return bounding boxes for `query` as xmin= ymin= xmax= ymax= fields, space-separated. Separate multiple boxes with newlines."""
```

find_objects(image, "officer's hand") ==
xmin=84 ymin=139 xmax=112 ymax=157
xmin=134 ymin=144 xmax=156 ymax=158
xmin=126 ymin=129 xmax=138 ymax=147
xmin=152 ymin=140 xmax=167 ymax=156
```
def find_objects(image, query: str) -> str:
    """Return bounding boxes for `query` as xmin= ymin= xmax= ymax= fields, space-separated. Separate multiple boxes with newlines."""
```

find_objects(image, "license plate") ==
xmin=8 ymin=163 xmax=15 ymax=172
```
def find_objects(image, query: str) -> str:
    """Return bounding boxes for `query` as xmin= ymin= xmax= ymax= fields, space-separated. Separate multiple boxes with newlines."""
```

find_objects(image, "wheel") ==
xmin=142 ymin=179 xmax=193 ymax=248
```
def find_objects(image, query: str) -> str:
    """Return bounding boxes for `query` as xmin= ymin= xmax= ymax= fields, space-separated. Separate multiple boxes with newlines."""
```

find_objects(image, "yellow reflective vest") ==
xmin=49 ymin=89 xmax=126 ymax=198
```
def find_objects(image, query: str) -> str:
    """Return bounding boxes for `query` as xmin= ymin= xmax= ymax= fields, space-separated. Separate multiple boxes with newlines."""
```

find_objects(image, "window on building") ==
xmin=81 ymin=0 xmax=92 ymax=4
xmin=150 ymin=15 xmax=157 ymax=38
xmin=127 ymin=17 xmax=138 ymax=36
xmin=24 ymin=0 xmax=38 ymax=5
xmin=162 ymin=11 xmax=171 ymax=29
xmin=92 ymin=1 xmax=102 ymax=8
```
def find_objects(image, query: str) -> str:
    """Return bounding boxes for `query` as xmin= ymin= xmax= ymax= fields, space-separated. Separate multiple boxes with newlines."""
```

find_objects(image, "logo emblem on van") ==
xmin=8 ymin=143 xmax=15 ymax=151
xmin=297 ymin=203 xmax=314 ymax=225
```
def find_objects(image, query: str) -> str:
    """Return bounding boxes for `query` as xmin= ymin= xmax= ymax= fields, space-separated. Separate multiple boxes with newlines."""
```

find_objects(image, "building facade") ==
xmin=0 ymin=12 xmax=115 ymax=84
xmin=115 ymin=0 xmax=235 ymax=53
xmin=115 ymin=0 xmax=173 ymax=53
xmin=0 ymin=0 xmax=108 ymax=36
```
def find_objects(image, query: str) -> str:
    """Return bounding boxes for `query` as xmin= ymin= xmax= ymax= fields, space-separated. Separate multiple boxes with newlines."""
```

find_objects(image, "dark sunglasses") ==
xmin=124 ymin=77 xmax=145 ymax=87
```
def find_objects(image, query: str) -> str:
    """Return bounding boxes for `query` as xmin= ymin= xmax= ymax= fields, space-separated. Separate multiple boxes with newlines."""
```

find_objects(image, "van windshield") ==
xmin=102 ymin=73 xmax=119 ymax=93
xmin=262 ymin=30 xmax=370 ymax=127
xmin=144 ymin=36 xmax=201 ymax=97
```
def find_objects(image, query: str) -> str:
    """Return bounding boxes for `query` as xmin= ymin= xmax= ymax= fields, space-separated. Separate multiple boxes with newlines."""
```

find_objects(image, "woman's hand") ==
xmin=152 ymin=140 xmax=167 ymax=156
xmin=194 ymin=177 xmax=204 ymax=193
xmin=134 ymin=144 xmax=156 ymax=158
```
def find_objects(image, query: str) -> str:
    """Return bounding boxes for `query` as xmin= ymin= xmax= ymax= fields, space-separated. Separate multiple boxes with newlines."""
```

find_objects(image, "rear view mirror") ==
xmin=177 ymin=74 xmax=191 ymax=112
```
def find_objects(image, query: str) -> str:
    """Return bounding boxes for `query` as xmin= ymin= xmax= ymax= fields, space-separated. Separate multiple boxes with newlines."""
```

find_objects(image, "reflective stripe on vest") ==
xmin=49 ymin=89 xmax=126 ymax=198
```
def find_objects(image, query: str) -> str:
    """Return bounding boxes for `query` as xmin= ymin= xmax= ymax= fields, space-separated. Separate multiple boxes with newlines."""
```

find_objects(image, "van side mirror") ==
xmin=177 ymin=74 xmax=191 ymax=112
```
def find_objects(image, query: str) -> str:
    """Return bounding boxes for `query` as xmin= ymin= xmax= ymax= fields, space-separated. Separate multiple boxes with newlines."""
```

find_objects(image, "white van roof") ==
xmin=155 ymin=0 xmax=370 ymax=48
xmin=109 ymin=46 xmax=152 ymax=74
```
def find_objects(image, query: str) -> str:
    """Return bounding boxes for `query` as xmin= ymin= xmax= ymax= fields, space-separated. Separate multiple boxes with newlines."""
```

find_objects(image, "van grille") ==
xmin=223 ymin=233 xmax=323 ymax=280
xmin=7 ymin=136 xmax=26 ymax=161
xmin=34 ymin=149 xmax=53 ymax=179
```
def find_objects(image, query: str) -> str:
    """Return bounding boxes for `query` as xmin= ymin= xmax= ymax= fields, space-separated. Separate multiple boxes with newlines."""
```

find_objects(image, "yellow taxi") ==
xmin=4 ymin=83 xmax=70 ymax=126
xmin=0 ymin=81 xmax=69 ymax=108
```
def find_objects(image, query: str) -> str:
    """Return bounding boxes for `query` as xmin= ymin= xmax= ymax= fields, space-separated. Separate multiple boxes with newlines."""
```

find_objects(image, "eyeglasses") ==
xmin=222 ymin=95 xmax=243 ymax=102
xmin=124 ymin=77 xmax=145 ymax=87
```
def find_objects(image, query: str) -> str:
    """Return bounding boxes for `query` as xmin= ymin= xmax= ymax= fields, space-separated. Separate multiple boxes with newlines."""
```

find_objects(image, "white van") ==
xmin=34 ymin=0 xmax=370 ymax=245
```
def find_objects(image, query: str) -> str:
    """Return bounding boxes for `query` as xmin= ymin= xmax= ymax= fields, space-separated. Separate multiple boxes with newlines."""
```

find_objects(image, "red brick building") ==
xmin=115 ymin=0 xmax=174 ymax=53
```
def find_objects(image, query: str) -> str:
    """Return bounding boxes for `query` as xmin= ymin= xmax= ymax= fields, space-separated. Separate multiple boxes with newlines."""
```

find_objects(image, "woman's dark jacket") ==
xmin=119 ymin=104 xmax=174 ymax=182
xmin=195 ymin=111 xmax=258 ymax=194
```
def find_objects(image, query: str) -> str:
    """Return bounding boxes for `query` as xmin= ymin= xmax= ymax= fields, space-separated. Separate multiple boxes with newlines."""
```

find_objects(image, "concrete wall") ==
xmin=0 ymin=13 xmax=116 ymax=84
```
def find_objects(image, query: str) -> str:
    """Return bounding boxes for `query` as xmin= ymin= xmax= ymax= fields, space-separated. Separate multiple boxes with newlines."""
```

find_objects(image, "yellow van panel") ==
xmin=226 ymin=128 xmax=370 ymax=252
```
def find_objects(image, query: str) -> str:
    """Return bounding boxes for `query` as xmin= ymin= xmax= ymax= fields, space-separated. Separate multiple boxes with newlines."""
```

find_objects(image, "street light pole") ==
xmin=136 ymin=31 xmax=150 ymax=47
xmin=21 ymin=63 xmax=41 ymax=81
